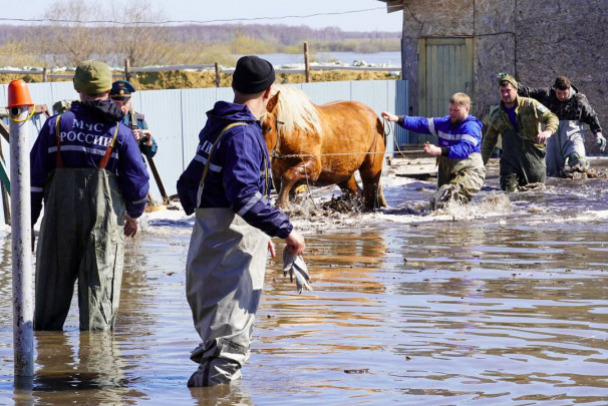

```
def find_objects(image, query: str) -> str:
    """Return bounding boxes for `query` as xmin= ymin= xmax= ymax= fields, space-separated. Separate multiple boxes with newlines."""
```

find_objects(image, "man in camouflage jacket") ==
xmin=481 ymin=73 xmax=559 ymax=191
xmin=519 ymin=75 xmax=605 ymax=176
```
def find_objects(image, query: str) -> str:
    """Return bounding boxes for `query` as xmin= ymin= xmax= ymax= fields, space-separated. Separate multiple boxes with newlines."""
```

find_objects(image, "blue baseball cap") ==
xmin=110 ymin=80 xmax=136 ymax=100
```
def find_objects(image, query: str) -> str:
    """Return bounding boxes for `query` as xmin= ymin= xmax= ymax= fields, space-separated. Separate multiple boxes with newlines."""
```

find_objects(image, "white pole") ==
xmin=10 ymin=105 xmax=34 ymax=377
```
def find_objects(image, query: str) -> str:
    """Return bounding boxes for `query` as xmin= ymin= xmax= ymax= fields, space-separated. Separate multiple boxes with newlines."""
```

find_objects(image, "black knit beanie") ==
xmin=232 ymin=56 xmax=275 ymax=94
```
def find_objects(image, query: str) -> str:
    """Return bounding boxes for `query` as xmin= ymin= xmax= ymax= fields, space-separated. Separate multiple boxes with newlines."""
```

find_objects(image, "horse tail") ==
xmin=376 ymin=115 xmax=387 ymax=146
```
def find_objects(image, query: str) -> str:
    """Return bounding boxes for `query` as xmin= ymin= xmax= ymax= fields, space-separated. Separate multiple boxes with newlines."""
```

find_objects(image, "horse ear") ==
xmin=266 ymin=91 xmax=280 ymax=113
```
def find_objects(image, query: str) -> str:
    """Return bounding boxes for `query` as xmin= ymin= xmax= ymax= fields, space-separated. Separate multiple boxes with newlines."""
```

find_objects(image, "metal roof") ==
xmin=377 ymin=0 xmax=405 ymax=13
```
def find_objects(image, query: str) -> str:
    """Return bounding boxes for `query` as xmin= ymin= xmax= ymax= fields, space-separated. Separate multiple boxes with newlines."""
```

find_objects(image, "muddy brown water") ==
xmin=2 ymin=160 xmax=608 ymax=405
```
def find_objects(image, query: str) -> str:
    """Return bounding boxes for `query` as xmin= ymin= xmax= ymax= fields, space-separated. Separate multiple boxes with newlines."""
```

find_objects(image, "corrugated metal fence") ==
xmin=0 ymin=80 xmax=408 ymax=200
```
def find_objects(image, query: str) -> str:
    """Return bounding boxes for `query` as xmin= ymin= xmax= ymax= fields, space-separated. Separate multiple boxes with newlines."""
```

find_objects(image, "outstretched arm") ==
xmin=380 ymin=112 xmax=435 ymax=135
xmin=381 ymin=111 xmax=400 ymax=123
xmin=518 ymin=84 xmax=550 ymax=105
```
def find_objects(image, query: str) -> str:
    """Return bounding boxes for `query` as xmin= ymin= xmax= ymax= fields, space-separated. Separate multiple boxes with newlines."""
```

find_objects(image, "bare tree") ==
xmin=39 ymin=0 xmax=172 ymax=66
xmin=105 ymin=0 xmax=175 ymax=66
xmin=40 ymin=0 xmax=107 ymax=65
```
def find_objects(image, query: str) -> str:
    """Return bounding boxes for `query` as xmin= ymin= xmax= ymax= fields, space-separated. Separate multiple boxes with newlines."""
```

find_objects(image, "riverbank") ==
xmin=0 ymin=51 xmax=402 ymax=88
xmin=0 ymin=68 xmax=400 ymax=89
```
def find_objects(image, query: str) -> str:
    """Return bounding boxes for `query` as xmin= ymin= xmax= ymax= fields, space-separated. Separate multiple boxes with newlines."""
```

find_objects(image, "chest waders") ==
xmin=34 ymin=116 xmax=126 ymax=331
xmin=434 ymin=153 xmax=485 ymax=208
xmin=499 ymin=128 xmax=547 ymax=192
xmin=546 ymin=120 xmax=587 ymax=177
xmin=186 ymin=123 xmax=271 ymax=387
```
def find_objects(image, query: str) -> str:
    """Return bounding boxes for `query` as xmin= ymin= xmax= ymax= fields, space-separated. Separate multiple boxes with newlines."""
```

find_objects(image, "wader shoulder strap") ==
xmin=254 ymin=135 xmax=271 ymax=198
xmin=54 ymin=114 xmax=63 ymax=167
xmin=196 ymin=122 xmax=247 ymax=207
xmin=98 ymin=123 xmax=120 ymax=170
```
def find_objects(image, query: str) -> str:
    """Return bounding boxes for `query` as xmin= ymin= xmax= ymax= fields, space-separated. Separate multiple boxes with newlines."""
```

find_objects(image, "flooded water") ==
xmin=2 ymin=159 xmax=608 ymax=405
xmin=246 ymin=51 xmax=401 ymax=67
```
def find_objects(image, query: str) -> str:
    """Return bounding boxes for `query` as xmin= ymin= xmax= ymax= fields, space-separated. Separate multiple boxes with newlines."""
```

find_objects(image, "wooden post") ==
xmin=145 ymin=155 xmax=170 ymax=205
xmin=124 ymin=59 xmax=131 ymax=82
xmin=214 ymin=62 xmax=221 ymax=87
xmin=304 ymin=42 xmax=311 ymax=83
xmin=42 ymin=67 xmax=47 ymax=83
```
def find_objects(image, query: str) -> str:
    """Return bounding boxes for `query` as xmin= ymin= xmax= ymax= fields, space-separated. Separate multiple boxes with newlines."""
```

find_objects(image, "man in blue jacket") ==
xmin=382 ymin=92 xmax=485 ymax=208
xmin=30 ymin=60 xmax=150 ymax=331
xmin=177 ymin=55 xmax=306 ymax=387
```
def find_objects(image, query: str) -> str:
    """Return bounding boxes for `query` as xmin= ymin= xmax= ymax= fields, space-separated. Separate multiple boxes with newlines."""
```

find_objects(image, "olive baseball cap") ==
xmin=497 ymin=72 xmax=518 ymax=89
xmin=73 ymin=60 xmax=113 ymax=95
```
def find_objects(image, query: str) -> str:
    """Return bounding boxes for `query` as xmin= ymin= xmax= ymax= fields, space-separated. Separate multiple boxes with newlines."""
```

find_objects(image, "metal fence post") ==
xmin=7 ymin=80 xmax=34 ymax=377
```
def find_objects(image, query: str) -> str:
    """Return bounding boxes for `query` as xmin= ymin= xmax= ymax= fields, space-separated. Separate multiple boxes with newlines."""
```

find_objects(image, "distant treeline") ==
xmin=168 ymin=24 xmax=400 ymax=44
xmin=0 ymin=23 xmax=401 ymax=67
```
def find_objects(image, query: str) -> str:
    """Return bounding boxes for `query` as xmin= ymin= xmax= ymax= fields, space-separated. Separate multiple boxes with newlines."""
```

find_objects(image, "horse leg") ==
xmin=360 ymin=127 xmax=387 ymax=210
xmin=374 ymin=183 xmax=387 ymax=208
xmin=338 ymin=175 xmax=361 ymax=198
xmin=276 ymin=182 xmax=291 ymax=209
xmin=271 ymin=173 xmax=281 ymax=194
xmin=276 ymin=158 xmax=321 ymax=208
xmin=360 ymin=170 xmax=386 ymax=210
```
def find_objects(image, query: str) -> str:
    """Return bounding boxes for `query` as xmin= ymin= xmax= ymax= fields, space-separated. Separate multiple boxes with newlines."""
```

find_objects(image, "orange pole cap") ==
xmin=7 ymin=79 xmax=34 ymax=108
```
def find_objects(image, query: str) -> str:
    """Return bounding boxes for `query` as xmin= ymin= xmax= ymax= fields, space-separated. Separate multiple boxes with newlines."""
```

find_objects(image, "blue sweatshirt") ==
xmin=398 ymin=115 xmax=482 ymax=160
xmin=177 ymin=101 xmax=293 ymax=239
xmin=30 ymin=100 xmax=150 ymax=223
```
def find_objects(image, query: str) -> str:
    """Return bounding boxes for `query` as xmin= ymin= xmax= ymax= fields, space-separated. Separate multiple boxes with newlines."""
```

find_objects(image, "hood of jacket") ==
xmin=199 ymin=101 xmax=259 ymax=142
xmin=69 ymin=99 xmax=126 ymax=123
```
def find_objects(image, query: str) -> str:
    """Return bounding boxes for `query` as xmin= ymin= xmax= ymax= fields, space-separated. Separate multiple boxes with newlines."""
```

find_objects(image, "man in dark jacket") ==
xmin=519 ymin=75 xmax=605 ymax=176
xmin=177 ymin=55 xmax=305 ymax=387
xmin=30 ymin=60 xmax=150 ymax=331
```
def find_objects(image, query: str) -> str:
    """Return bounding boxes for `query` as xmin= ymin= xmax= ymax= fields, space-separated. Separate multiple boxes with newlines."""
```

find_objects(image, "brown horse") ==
xmin=262 ymin=84 xmax=387 ymax=210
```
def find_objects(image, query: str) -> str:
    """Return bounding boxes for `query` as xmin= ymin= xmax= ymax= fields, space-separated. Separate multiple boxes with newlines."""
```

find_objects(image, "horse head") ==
xmin=262 ymin=90 xmax=281 ymax=158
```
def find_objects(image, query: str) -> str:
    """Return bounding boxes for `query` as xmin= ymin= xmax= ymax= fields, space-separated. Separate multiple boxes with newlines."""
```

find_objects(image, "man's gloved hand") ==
xmin=596 ymin=133 xmax=606 ymax=152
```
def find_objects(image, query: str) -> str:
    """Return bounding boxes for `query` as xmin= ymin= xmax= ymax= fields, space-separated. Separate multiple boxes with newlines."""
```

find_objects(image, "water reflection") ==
xmin=0 ymin=235 xmax=12 ymax=306
xmin=189 ymin=382 xmax=254 ymax=406
xmin=16 ymin=331 xmax=140 ymax=406
xmin=260 ymin=230 xmax=388 ymax=355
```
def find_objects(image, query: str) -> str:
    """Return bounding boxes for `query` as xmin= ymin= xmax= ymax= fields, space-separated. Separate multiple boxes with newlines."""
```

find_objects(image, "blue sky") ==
xmin=2 ymin=0 xmax=402 ymax=32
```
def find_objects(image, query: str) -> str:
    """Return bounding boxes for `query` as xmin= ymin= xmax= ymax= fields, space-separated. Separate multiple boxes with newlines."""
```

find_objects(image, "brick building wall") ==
xmin=396 ymin=0 xmax=607 ymax=152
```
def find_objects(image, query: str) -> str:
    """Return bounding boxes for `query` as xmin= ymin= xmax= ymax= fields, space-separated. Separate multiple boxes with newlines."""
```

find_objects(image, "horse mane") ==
xmin=269 ymin=84 xmax=323 ymax=137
